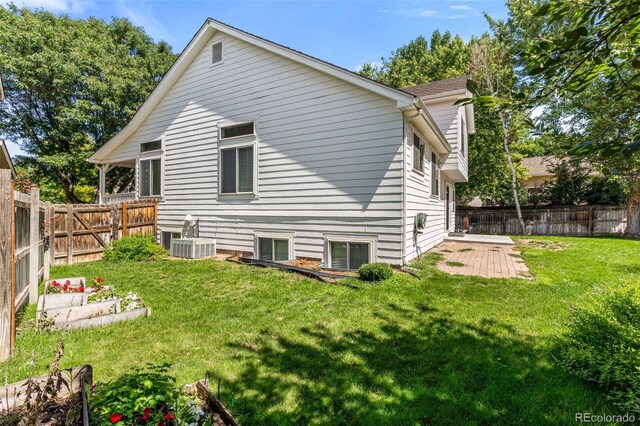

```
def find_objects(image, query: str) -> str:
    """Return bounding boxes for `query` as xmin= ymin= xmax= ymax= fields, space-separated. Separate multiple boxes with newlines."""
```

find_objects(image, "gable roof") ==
xmin=403 ymin=76 xmax=469 ymax=98
xmin=90 ymin=19 xmax=417 ymax=163
xmin=0 ymin=140 xmax=16 ymax=179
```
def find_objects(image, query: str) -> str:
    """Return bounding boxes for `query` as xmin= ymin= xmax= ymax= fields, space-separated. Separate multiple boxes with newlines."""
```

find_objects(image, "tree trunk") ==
xmin=500 ymin=113 xmax=526 ymax=234
xmin=624 ymin=181 xmax=640 ymax=238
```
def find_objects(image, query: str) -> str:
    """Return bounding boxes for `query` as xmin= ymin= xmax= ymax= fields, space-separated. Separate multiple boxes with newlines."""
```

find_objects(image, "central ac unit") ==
xmin=170 ymin=238 xmax=216 ymax=259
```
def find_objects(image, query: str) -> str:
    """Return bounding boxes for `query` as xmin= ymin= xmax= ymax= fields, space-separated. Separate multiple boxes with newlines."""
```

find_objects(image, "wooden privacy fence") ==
xmin=1 ymin=170 xmax=50 ymax=362
xmin=0 ymin=166 xmax=158 ymax=361
xmin=52 ymin=200 xmax=158 ymax=265
xmin=456 ymin=205 xmax=627 ymax=236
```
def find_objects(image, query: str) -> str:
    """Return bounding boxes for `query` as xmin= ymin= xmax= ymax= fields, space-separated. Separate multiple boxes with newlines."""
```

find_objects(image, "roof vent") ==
xmin=211 ymin=42 xmax=223 ymax=64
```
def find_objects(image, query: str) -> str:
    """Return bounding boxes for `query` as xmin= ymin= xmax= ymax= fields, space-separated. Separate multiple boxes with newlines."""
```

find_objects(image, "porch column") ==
xmin=97 ymin=164 xmax=110 ymax=204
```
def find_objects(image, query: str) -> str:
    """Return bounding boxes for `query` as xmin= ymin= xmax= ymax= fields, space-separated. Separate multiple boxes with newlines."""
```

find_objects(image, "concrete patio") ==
xmin=432 ymin=238 xmax=530 ymax=279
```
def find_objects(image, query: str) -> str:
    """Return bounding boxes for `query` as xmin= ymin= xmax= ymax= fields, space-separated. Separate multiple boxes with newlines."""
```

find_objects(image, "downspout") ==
xmin=401 ymin=104 xmax=423 ymax=265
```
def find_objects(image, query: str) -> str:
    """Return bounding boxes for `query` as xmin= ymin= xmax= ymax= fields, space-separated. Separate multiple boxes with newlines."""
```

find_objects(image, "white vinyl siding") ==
xmin=104 ymin=31 xmax=405 ymax=264
xmin=428 ymin=101 xmax=468 ymax=181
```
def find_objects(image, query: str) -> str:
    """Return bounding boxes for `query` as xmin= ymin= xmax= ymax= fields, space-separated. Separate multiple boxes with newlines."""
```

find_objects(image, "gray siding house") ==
xmin=90 ymin=19 xmax=475 ymax=268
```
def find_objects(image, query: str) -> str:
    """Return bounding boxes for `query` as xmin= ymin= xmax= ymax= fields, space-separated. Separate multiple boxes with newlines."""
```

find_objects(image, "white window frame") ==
xmin=412 ymin=132 xmax=425 ymax=174
xmin=161 ymin=228 xmax=183 ymax=250
xmin=460 ymin=114 xmax=467 ymax=157
xmin=137 ymin=136 xmax=164 ymax=199
xmin=210 ymin=39 xmax=224 ymax=67
xmin=217 ymin=120 xmax=259 ymax=197
xmin=430 ymin=152 xmax=440 ymax=198
xmin=254 ymin=231 xmax=295 ymax=261
xmin=324 ymin=234 xmax=378 ymax=270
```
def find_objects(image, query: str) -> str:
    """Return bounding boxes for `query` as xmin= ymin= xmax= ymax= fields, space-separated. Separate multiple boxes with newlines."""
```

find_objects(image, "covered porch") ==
xmin=96 ymin=159 xmax=137 ymax=204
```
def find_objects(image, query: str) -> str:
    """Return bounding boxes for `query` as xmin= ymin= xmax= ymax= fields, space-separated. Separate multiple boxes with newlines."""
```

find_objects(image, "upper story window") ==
xmin=431 ymin=152 xmax=440 ymax=196
xmin=140 ymin=158 xmax=162 ymax=197
xmin=221 ymin=122 xmax=254 ymax=140
xmin=211 ymin=41 xmax=223 ymax=65
xmin=460 ymin=116 xmax=466 ymax=157
xmin=140 ymin=140 xmax=162 ymax=153
xmin=412 ymin=134 xmax=425 ymax=173
xmin=221 ymin=146 xmax=254 ymax=194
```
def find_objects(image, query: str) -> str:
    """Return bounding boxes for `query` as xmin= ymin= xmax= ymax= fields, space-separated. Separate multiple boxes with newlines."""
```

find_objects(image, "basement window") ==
xmin=329 ymin=241 xmax=370 ymax=270
xmin=258 ymin=237 xmax=290 ymax=262
xmin=162 ymin=231 xmax=182 ymax=250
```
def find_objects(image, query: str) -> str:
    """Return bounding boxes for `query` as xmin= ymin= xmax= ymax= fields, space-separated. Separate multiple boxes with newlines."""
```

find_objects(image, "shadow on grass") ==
xmin=220 ymin=303 xmax=603 ymax=425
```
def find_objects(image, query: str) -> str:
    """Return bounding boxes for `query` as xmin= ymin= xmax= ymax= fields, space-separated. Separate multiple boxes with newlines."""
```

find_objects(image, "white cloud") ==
xmin=393 ymin=8 xmax=440 ymax=18
xmin=1 ymin=0 xmax=91 ymax=13
xmin=449 ymin=5 xmax=475 ymax=11
xmin=115 ymin=0 xmax=174 ymax=46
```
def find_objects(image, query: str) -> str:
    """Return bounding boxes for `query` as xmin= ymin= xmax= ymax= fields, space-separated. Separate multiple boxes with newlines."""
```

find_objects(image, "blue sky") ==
xmin=2 ymin=0 xmax=508 ymax=156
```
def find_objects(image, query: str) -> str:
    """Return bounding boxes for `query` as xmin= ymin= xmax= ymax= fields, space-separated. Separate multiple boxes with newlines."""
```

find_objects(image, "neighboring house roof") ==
xmin=522 ymin=156 xmax=557 ymax=177
xmin=0 ymin=140 xmax=16 ymax=179
xmin=91 ymin=18 xmax=445 ymax=163
xmin=403 ymin=76 xmax=469 ymax=98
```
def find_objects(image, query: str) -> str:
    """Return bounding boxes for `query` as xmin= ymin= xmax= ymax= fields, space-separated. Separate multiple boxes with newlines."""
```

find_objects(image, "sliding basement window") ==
xmin=330 ymin=241 xmax=370 ymax=270
xmin=258 ymin=237 xmax=290 ymax=262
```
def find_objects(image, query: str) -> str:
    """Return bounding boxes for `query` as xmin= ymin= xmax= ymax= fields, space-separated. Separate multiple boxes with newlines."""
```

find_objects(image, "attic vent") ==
xmin=211 ymin=42 xmax=223 ymax=64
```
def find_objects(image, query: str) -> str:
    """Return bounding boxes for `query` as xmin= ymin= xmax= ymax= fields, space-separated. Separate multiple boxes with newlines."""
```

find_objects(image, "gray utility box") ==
xmin=170 ymin=238 xmax=216 ymax=259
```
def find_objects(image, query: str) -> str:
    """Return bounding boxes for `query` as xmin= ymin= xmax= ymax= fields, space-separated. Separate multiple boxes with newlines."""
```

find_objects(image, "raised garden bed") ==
xmin=0 ymin=365 xmax=92 ymax=425
xmin=37 ymin=277 xmax=149 ymax=330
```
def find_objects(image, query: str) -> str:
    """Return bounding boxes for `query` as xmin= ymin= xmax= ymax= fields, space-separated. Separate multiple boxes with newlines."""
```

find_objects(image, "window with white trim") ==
xmin=412 ymin=134 xmax=425 ymax=172
xmin=258 ymin=237 xmax=290 ymax=261
xmin=211 ymin=41 xmax=223 ymax=65
xmin=431 ymin=152 xmax=439 ymax=196
xmin=141 ymin=140 xmax=162 ymax=153
xmin=140 ymin=158 xmax=162 ymax=197
xmin=161 ymin=231 xmax=181 ymax=250
xmin=460 ymin=116 xmax=466 ymax=157
xmin=220 ymin=122 xmax=254 ymax=140
xmin=220 ymin=146 xmax=254 ymax=194
xmin=330 ymin=241 xmax=370 ymax=270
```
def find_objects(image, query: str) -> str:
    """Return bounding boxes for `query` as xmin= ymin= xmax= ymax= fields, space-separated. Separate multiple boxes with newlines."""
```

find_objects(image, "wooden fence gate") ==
xmin=52 ymin=200 xmax=157 ymax=265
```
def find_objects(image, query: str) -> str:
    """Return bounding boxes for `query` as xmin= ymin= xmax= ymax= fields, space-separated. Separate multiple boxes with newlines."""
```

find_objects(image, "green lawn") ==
xmin=4 ymin=236 xmax=639 ymax=425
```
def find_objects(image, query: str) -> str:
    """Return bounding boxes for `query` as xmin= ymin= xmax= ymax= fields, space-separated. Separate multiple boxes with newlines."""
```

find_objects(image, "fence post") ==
xmin=153 ymin=199 xmax=158 ymax=241
xmin=43 ymin=202 xmax=52 ymax=282
xmin=28 ymin=188 xmax=40 ymax=304
xmin=588 ymin=206 xmax=594 ymax=236
xmin=122 ymin=202 xmax=128 ymax=237
xmin=67 ymin=205 xmax=74 ymax=265
xmin=0 ymin=170 xmax=12 ymax=361
xmin=110 ymin=204 xmax=118 ymax=242
xmin=49 ymin=204 xmax=57 ymax=267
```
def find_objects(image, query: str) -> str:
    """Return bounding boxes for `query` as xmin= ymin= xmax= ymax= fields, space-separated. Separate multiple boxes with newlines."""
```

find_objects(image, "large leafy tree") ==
xmin=498 ymin=0 xmax=640 ymax=236
xmin=0 ymin=6 xmax=176 ymax=202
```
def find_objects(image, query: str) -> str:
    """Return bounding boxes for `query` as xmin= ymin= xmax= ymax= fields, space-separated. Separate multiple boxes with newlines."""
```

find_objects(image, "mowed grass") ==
xmin=3 ymin=236 xmax=639 ymax=425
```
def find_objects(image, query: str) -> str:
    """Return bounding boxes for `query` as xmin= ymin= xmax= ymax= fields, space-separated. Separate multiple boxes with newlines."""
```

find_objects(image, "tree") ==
xmin=513 ymin=0 xmax=640 ymax=237
xmin=463 ymin=37 xmax=529 ymax=233
xmin=0 ymin=6 xmax=176 ymax=202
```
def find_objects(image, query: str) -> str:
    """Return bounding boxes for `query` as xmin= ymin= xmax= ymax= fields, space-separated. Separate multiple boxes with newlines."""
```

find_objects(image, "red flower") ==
xmin=96 ymin=277 xmax=105 ymax=283
xmin=51 ymin=280 xmax=60 ymax=287
xmin=65 ymin=280 xmax=71 ymax=286
xmin=141 ymin=408 xmax=152 ymax=420
xmin=157 ymin=422 xmax=165 ymax=426
xmin=78 ymin=285 xmax=84 ymax=292
xmin=163 ymin=413 xmax=175 ymax=420
xmin=109 ymin=413 xmax=123 ymax=423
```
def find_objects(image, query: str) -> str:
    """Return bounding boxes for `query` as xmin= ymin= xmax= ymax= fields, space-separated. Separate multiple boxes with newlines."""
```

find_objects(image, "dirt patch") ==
xmin=285 ymin=258 xmax=321 ymax=269
xmin=1 ymin=393 xmax=83 ymax=425
xmin=517 ymin=239 xmax=570 ymax=251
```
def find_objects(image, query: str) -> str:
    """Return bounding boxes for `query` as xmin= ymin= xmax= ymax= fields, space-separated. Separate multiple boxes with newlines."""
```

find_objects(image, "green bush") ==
xmin=103 ymin=234 xmax=167 ymax=262
xmin=358 ymin=262 xmax=393 ymax=282
xmin=559 ymin=281 xmax=640 ymax=411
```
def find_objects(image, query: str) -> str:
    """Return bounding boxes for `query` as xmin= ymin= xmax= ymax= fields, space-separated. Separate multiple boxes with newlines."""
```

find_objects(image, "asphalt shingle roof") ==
xmin=403 ymin=75 xmax=469 ymax=97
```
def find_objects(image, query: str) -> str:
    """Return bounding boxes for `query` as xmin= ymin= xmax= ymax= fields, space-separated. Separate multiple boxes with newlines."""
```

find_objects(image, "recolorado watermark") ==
xmin=575 ymin=412 xmax=636 ymax=423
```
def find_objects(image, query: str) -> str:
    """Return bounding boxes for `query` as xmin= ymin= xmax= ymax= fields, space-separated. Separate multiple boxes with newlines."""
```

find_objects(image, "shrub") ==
xmin=358 ymin=262 xmax=393 ymax=282
xmin=559 ymin=281 xmax=640 ymax=411
xmin=103 ymin=234 xmax=167 ymax=262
